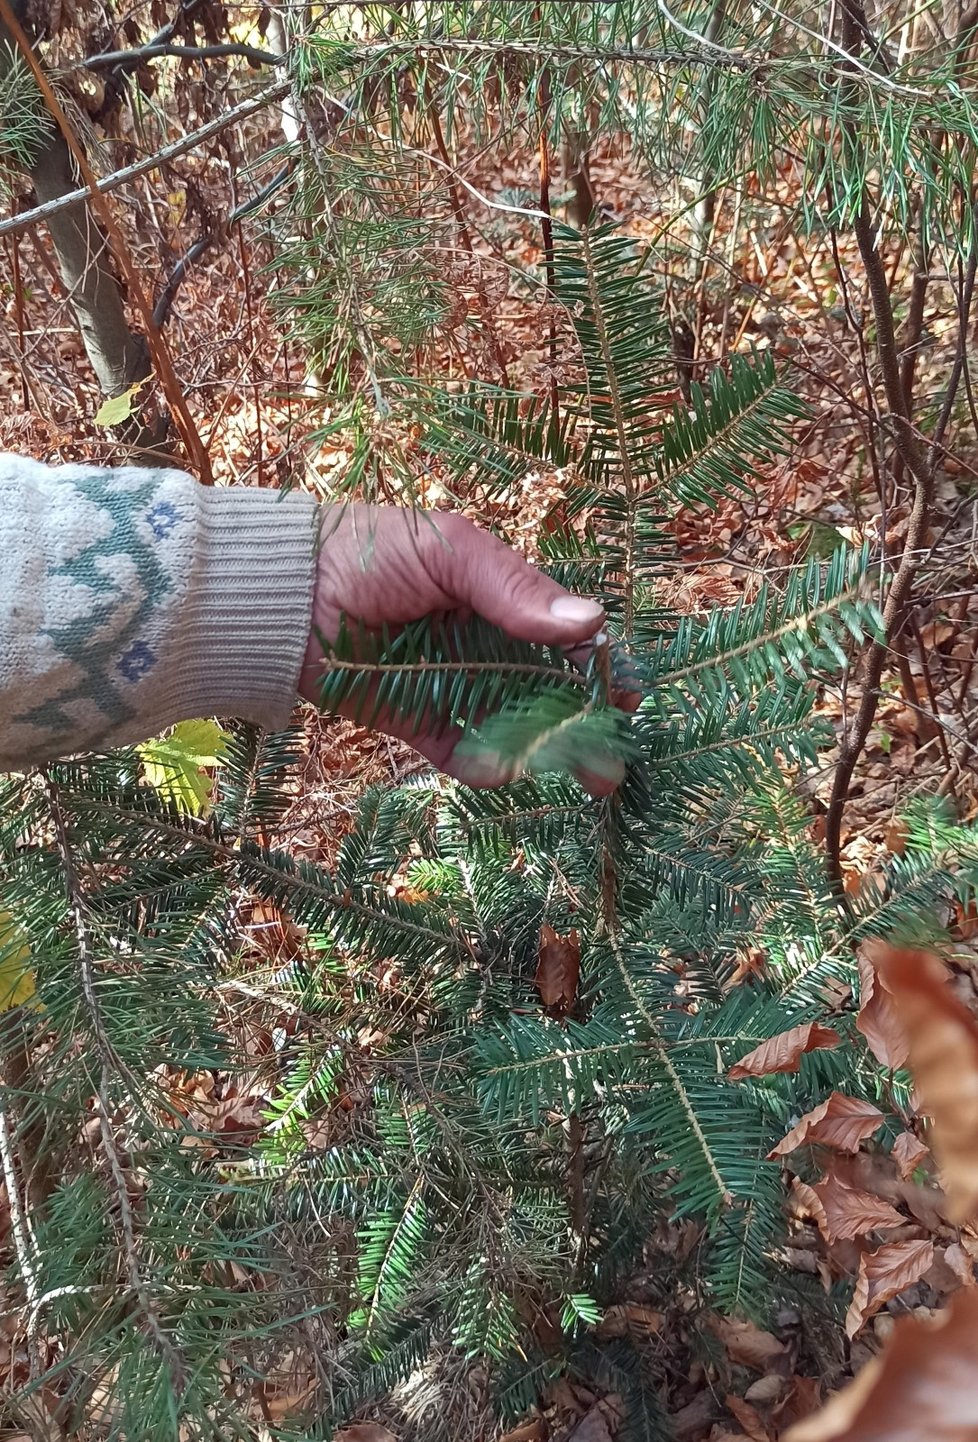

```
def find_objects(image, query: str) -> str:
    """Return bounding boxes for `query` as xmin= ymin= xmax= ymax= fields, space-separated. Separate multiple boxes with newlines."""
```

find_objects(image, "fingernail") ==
xmin=593 ymin=630 xmax=608 ymax=647
xmin=550 ymin=596 xmax=604 ymax=626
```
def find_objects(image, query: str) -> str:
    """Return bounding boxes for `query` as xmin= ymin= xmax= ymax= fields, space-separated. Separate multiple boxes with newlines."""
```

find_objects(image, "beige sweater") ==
xmin=0 ymin=455 xmax=319 ymax=770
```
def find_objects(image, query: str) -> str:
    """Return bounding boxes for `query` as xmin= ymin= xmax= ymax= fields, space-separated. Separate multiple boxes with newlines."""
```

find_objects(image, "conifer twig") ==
xmin=43 ymin=776 xmax=187 ymax=1396
xmin=0 ymin=1103 xmax=42 ymax=1373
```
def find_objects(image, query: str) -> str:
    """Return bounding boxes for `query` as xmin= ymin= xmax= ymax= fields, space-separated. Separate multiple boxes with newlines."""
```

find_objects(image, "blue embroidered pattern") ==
xmin=117 ymin=641 xmax=157 ymax=683
xmin=146 ymin=500 xmax=180 ymax=538
xmin=14 ymin=476 xmax=185 ymax=740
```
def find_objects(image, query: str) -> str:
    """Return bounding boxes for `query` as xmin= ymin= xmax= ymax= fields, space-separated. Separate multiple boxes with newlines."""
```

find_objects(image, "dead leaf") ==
xmin=845 ymin=1238 xmax=934 ymax=1336
xmin=768 ymin=1093 xmax=885 ymax=1160
xmin=728 ymin=1023 xmax=841 ymax=1081
xmin=500 ymin=1425 xmax=546 ymax=1442
xmin=597 ymin=1302 xmax=663 ymax=1338
xmin=535 ymin=924 xmax=581 ymax=1013
xmin=725 ymin=1394 xmax=770 ymax=1440
xmin=566 ymin=1408 xmax=612 ymax=1442
xmin=785 ymin=1287 xmax=978 ymax=1441
xmin=334 ymin=1428 xmax=397 ymax=1442
xmin=728 ymin=947 xmax=768 ymax=987
xmin=774 ymin=1376 xmax=824 ymax=1429
xmin=944 ymin=1242 xmax=977 ymax=1288
xmin=804 ymin=1172 xmax=904 ymax=1243
xmin=744 ymin=1375 xmax=788 ymax=1404
xmin=675 ymin=1392 xmax=721 ymax=1440
xmin=891 ymin=1132 xmax=930 ymax=1179
xmin=873 ymin=943 xmax=978 ymax=1220
xmin=856 ymin=943 xmax=911 ymax=1070
xmin=709 ymin=1316 xmax=789 ymax=1374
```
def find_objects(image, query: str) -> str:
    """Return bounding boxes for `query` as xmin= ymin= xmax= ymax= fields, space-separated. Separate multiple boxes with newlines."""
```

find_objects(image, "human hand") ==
xmin=298 ymin=505 xmax=637 ymax=794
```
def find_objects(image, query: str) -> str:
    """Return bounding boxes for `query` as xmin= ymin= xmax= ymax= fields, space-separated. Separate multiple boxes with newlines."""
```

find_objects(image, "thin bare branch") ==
xmin=0 ymin=80 xmax=290 ymax=240
xmin=81 ymin=40 xmax=283 ymax=71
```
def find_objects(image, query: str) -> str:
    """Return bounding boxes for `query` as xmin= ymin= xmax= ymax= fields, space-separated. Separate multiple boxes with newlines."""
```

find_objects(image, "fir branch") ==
xmin=42 ymin=776 xmax=187 ymax=1397
xmin=606 ymin=932 xmax=734 ymax=1210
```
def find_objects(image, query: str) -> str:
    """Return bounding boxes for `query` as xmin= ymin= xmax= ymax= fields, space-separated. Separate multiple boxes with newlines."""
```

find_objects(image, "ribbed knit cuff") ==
xmin=158 ymin=485 xmax=319 ymax=733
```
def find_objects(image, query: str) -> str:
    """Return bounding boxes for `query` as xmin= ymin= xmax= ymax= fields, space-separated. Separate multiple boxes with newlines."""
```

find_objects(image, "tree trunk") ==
xmin=27 ymin=128 xmax=150 ymax=397
xmin=1 ymin=2 xmax=149 ymax=400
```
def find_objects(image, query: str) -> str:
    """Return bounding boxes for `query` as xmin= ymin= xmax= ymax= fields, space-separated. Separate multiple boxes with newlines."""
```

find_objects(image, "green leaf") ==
xmin=136 ymin=719 xmax=230 ymax=817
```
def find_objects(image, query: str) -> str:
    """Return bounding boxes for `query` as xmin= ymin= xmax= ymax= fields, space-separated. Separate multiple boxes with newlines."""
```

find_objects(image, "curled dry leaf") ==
xmin=856 ymin=943 xmax=910 ymax=1070
xmin=793 ymin=1172 xmax=904 ymax=1244
xmin=813 ymin=1173 xmax=904 ymax=1243
xmin=844 ymin=1237 xmax=934 ymax=1337
xmin=728 ymin=1022 xmax=841 ymax=1081
xmin=744 ymin=1375 xmax=788 ymax=1405
xmin=596 ymin=1302 xmax=663 ymax=1338
xmin=499 ymin=1424 xmax=546 ymax=1442
xmin=785 ymin=1287 xmax=978 ymax=1442
xmin=725 ymin=1393 xmax=771 ymax=1441
xmin=709 ymin=1316 xmax=789 ymax=1374
xmin=944 ymin=1242 xmax=977 ymax=1288
xmin=872 ymin=943 xmax=978 ymax=1223
xmin=891 ymin=1131 xmax=930 ymax=1180
xmin=535 ymin=923 xmax=581 ymax=1013
xmin=768 ymin=1093 xmax=885 ymax=1161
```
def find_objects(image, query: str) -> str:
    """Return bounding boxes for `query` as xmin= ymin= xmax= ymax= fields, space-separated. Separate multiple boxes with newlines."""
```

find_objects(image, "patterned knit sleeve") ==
xmin=0 ymin=454 xmax=319 ymax=771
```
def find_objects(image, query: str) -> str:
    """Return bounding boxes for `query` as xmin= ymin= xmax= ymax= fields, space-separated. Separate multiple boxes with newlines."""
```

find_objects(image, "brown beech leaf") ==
xmin=944 ymin=1242 xmax=977 ymax=1288
xmin=872 ymin=943 xmax=978 ymax=1222
xmin=785 ymin=1287 xmax=978 ymax=1441
xmin=855 ymin=943 xmax=910 ymax=1070
xmin=891 ymin=1132 xmax=930 ymax=1180
xmin=808 ymin=1172 xmax=904 ymax=1243
xmin=709 ymin=1316 xmax=789 ymax=1374
xmin=499 ymin=1424 xmax=546 ymax=1442
xmin=858 ymin=940 xmax=950 ymax=1071
xmin=728 ymin=1023 xmax=841 ymax=1081
xmin=596 ymin=1302 xmax=663 ymax=1338
xmin=566 ymin=1409 xmax=613 ymax=1442
xmin=790 ymin=1177 xmax=827 ymax=1229
xmin=725 ymin=1394 xmax=771 ymax=1441
xmin=775 ymin=1376 xmax=824 ymax=1430
xmin=535 ymin=924 xmax=581 ymax=1013
xmin=844 ymin=1238 xmax=934 ymax=1337
xmin=768 ymin=1093 xmax=885 ymax=1160
xmin=744 ymin=1375 xmax=788 ymax=1405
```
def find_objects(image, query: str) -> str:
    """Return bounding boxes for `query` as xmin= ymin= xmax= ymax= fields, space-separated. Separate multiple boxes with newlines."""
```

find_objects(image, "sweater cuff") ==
xmin=163 ymin=485 xmax=319 ymax=732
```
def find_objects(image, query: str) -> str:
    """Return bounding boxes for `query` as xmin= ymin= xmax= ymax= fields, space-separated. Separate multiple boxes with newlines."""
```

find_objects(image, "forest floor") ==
xmin=2 ymin=112 xmax=978 ymax=1442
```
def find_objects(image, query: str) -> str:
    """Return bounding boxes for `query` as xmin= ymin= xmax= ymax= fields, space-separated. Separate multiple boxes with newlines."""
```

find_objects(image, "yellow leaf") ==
xmin=94 ymin=378 xmax=148 ymax=428
xmin=0 ymin=908 xmax=37 ymax=1013
xmin=137 ymin=719 xmax=230 ymax=817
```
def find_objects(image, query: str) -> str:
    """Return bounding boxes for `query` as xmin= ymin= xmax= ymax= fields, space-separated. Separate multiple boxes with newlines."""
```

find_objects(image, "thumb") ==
xmin=437 ymin=516 xmax=605 ymax=646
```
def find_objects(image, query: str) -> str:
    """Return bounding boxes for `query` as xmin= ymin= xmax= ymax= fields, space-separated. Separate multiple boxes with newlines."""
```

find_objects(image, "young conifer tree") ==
xmin=3 ymin=3 xmax=978 ymax=1438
